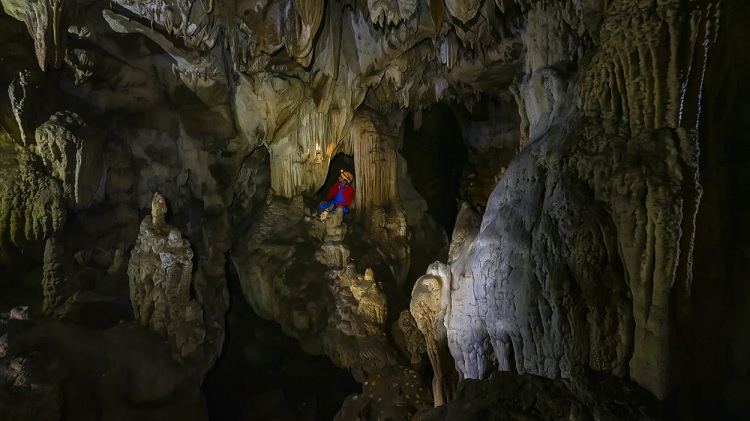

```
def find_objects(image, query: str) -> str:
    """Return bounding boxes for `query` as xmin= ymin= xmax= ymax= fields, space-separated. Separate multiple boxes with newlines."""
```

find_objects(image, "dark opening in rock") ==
xmin=402 ymin=105 xmax=467 ymax=238
xmin=202 ymin=259 xmax=360 ymax=420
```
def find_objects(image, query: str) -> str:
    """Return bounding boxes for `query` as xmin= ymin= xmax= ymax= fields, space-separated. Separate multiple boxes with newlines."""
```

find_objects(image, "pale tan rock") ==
xmin=9 ymin=306 xmax=30 ymax=320
xmin=444 ymin=0 xmax=482 ymax=24
xmin=364 ymin=0 xmax=418 ymax=26
xmin=394 ymin=310 xmax=426 ymax=365
xmin=315 ymin=242 xmax=350 ymax=269
xmin=322 ymin=264 xmax=397 ymax=380
xmin=7 ymin=70 xmax=30 ymax=146
xmin=448 ymin=202 xmax=483 ymax=262
xmin=2 ymin=0 xmax=65 ymax=70
xmin=353 ymin=269 xmax=387 ymax=327
xmin=410 ymin=262 xmax=456 ymax=406
xmin=150 ymin=192 xmax=168 ymax=231
xmin=127 ymin=198 xmax=207 ymax=362
xmin=323 ymin=206 xmax=346 ymax=239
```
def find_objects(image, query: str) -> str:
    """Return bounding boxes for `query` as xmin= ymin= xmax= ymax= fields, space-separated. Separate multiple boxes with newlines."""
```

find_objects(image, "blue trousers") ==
xmin=318 ymin=200 xmax=349 ymax=214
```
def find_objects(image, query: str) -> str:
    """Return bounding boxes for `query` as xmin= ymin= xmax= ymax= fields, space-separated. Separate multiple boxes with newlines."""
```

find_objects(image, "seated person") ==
xmin=319 ymin=170 xmax=355 ymax=215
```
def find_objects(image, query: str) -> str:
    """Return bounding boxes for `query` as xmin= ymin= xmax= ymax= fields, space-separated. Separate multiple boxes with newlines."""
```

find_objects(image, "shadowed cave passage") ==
xmin=202 ymin=263 xmax=360 ymax=421
xmin=402 ymin=105 xmax=467 ymax=237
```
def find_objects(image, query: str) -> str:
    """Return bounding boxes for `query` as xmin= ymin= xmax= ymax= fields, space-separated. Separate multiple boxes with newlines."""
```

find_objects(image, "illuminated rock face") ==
xmin=411 ymin=262 xmax=456 ymax=406
xmin=409 ymin=0 xmax=714 ymax=405
xmin=232 ymin=195 xmax=400 ymax=382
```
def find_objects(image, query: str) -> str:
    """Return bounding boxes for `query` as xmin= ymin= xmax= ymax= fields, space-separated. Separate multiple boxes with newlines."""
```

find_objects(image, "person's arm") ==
xmin=339 ymin=185 xmax=354 ymax=207
xmin=326 ymin=182 xmax=340 ymax=200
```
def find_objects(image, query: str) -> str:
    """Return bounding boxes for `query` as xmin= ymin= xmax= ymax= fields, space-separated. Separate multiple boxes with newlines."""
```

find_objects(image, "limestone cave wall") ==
xmin=0 ymin=0 xmax=747 ymax=419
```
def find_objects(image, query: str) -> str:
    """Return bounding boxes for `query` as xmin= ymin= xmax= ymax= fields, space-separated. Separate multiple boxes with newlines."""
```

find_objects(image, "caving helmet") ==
xmin=340 ymin=170 xmax=354 ymax=184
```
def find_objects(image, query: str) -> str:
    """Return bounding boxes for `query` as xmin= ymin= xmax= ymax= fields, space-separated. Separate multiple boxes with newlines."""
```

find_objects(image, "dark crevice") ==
xmin=202 ymin=258 xmax=360 ymax=421
xmin=402 ymin=105 xmax=467 ymax=238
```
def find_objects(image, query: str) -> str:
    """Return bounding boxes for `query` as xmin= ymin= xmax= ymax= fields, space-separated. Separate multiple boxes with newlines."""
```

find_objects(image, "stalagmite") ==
xmin=41 ymin=236 xmax=65 ymax=315
xmin=410 ymin=262 xmax=455 ymax=406
xmin=127 ymin=193 xmax=207 ymax=361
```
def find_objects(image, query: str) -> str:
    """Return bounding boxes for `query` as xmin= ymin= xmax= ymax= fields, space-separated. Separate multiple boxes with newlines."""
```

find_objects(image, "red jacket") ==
xmin=326 ymin=182 xmax=354 ymax=207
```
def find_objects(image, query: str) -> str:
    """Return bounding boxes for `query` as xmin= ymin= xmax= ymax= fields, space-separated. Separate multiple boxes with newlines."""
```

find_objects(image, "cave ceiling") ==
xmin=1 ymin=0 xmax=529 ymax=136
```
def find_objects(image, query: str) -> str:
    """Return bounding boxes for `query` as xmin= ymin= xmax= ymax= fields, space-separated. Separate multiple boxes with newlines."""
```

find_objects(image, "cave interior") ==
xmin=0 ymin=0 xmax=749 ymax=420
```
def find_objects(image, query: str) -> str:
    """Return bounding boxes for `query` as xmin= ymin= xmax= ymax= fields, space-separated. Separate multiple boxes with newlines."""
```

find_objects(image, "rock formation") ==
xmin=0 ymin=308 xmax=64 ymax=421
xmin=324 ymin=263 xmax=395 ymax=381
xmin=34 ymin=111 xmax=103 ymax=209
xmin=233 ymin=194 xmax=404 ymax=382
xmin=408 ymin=0 xmax=716 ymax=408
xmin=335 ymin=365 xmax=433 ymax=421
xmin=127 ymin=192 xmax=207 ymax=362
xmin=414 ymin=369 xmax=660 ymax=421
xmin=393 ymin=309 xmax=427 ymax=366
xmin=41 ymin=236 xmax=67 ymax=315
xmin=0 ymin=307 xmax=207 ymax=419
xmin=0 ymin=0 xmax=749 ymax=418
xmin=411 ymin=262 xmax=456 ymax=406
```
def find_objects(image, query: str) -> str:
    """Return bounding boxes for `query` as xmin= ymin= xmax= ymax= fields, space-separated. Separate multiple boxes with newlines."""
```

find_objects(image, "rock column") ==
xmin=127 ymin=193 xmax=206 ymax=361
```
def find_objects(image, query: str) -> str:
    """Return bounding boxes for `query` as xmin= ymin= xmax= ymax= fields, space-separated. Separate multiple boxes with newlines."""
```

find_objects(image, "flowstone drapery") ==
xmin=409 ymin=0 xmax=711 ymax=403
xmin=351 ymin=110 xmax=411 ymax=285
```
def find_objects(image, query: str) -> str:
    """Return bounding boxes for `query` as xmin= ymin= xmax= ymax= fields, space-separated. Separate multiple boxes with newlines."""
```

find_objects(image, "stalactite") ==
xmin=8 ymin=72 xmax=30 ymax=147
xmin=268 ymin=100 xmax=353 ymax=198
xmin=364 ymin=0 xmax=418 ymax=26
xmin=20 ymin=0 xmax=64 ymax=70
xmin=581 ymin=1 xmax=711 ymax=135
xmin=288 ymin=0 xmax=324 ymax=66
xmin=444 ymin=0 xmax=482 ymax=24
xmin=574 ymin=0 xmax=715 ymax=397
xmin=351 ymin=112 xmax=399 ymax=213
xmin=0 ymin=155 xmax=66 ymax=250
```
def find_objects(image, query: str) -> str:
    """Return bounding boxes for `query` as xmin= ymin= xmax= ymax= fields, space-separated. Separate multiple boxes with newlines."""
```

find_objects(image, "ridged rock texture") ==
xmin=127 ymin=193 xmax=207 ymax=363
xmin=231 ymin=195 xmax=404 ymax=382
xmin=409 ymin=0 xmax=719 ymax=408
xmin=0 ymin=0 xmax=749 ymax=418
